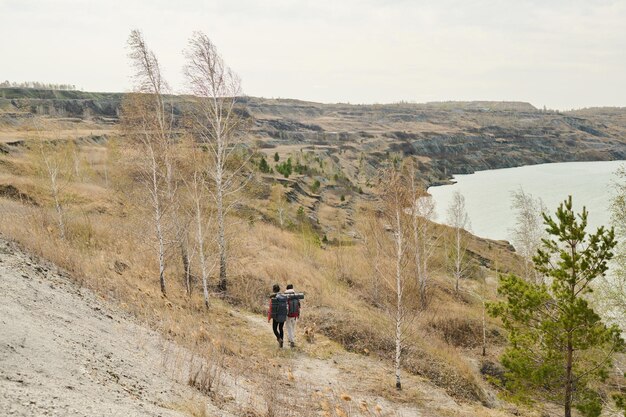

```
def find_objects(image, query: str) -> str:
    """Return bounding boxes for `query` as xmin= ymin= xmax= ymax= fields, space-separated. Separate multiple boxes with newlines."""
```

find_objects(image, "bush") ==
xmin=275 ymin=158 xmax=292 ymax=178
xmin=311 ymin=180 xmax=320 ymax=193
xmin=294 ymin=161 xmax=307 ymax=175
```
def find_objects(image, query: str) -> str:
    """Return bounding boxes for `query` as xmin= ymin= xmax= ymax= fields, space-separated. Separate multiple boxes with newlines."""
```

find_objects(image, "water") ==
xmin=428 ymin=160 xmax=625 ymax=242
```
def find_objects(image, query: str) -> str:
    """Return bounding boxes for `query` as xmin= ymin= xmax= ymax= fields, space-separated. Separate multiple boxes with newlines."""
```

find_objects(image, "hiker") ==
xmin=284 ymin=284 xmax=301 ymax=348
xmin=267 ymin=284 xmax=288 ymax=348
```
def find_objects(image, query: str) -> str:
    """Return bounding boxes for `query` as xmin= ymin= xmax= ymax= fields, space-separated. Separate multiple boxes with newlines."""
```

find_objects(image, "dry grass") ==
xmin=0 ymin=191 xmax=496 ymax=403
xmin=0 ymin=133 xmax=523 ymax=415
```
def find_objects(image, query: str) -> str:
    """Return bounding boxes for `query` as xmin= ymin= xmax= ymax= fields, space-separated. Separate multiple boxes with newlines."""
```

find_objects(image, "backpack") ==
xmin=287 ymin=297 xmax=300 ymax=318
xmin=270 ymin=294 xmax=288 ymax=323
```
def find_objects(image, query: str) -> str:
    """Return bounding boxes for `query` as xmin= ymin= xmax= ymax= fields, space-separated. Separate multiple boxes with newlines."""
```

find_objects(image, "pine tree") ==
xmin=258 ymin=156 xmax=270 ymax=173
xmin=488 ymin=196 xmax=624 ymax=417
xmin=274 ymin=152 xmax=280 ymax=162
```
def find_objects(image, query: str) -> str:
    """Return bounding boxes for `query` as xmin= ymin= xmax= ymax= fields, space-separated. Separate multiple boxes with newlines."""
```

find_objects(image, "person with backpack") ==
xmin=267 ymin=284 xmax=288 ymax=348
xmin=284 ymin=284 xmax=301 ymax=348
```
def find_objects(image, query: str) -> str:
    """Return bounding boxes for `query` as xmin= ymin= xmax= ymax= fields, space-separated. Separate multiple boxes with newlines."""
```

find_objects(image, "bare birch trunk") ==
xmin=150 ymin=147 xmax=167 ymax=296
xmin=217 ymin=174 xmax=227 ymax=292
xmin=195 ymin=195 xmax=210 ymax=308
xmin=39 ymin=142 xmax=66 ymax=240
xmin=447 ymin=191 xmax=469 ymax=294
xmin=419 ymin=230 xmax=429 ymax=306
xmin=394 ymin=207 xmax=404 ymax=390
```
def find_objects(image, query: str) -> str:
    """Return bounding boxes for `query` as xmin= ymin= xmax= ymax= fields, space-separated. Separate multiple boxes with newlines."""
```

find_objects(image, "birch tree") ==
xmin=183 ymin=142 xmax=217 ymax=308
xmin=359 ymin=210 xmax=385 ymax=306
xmin=184 ymin=31 xmax=250 ymax=293
xmin=122 ymin=29 xmax=174 ymax=296
xmin=380 ymin=168 xmax=413 ymax=390
xmin=30 ymin=136 xmax=74 ymax=240
xmin=271 ymin=184 xmax=288 ymax=228
xmin=609 ymin=166 xmax=626 ymax=321
xmin=406 ymin=161 xmax=438 ymax=309
xmin=509 ymin=188 xmax=546 ymax=283
xmin=447 ymin=190 xmax=471 ymax=294
xmin=596 ymin=165 xmax=626 ymax=329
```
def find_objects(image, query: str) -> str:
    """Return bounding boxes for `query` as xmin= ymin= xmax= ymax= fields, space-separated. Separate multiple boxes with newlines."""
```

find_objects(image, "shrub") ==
xmin=311 ymin=180 xmax=321 ymax=193
xmin=275 ymin=158 xmax=292 ymax=178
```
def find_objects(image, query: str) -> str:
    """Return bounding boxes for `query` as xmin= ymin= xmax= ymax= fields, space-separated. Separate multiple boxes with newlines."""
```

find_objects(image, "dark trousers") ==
xmin=272 ymin=320 xmax=284 ymax=341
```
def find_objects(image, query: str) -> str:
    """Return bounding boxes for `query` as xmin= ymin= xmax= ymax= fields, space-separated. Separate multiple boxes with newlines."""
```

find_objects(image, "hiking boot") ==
xmin=278 ymin=338 xmax=284 ymax=348
xmin=290 ymin=341 xmax=295 ymax=349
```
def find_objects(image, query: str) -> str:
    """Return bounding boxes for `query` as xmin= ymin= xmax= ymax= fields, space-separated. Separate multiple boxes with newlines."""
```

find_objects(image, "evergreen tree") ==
xmin=258 ymin=156 xmax=270 ymax=173
xmin=488 ymin=196 xmax=624 ymax=417
xmin=274 ymin=152 xmax=280 ymax=162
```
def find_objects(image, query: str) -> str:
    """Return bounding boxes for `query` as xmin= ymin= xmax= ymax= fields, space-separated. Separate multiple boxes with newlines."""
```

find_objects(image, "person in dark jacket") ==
xmin=267 ymin=284 xmax=288 ymax=348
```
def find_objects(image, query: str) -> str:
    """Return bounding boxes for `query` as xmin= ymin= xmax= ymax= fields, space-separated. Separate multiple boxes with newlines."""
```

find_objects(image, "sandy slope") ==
xmin=0 ymin=239 xmax=229 ymax=417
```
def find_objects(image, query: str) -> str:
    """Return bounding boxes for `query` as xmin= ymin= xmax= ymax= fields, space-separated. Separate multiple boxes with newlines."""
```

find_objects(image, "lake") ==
xmin=427 ymin=160 xmax=626 ymax=242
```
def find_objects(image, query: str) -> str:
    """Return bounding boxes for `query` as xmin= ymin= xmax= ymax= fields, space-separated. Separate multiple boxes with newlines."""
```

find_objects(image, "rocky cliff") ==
xmin=2 ymin=88 xmax=625 ymax=185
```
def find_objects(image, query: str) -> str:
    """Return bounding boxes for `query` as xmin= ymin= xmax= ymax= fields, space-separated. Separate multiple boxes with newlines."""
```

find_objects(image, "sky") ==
xmin=1 ymin=0 xmax=625 ymax=109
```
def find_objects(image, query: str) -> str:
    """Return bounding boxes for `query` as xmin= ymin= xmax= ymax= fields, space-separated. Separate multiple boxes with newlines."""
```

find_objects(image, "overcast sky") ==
xmin=1 ymin=0 xmax=625 ymax=109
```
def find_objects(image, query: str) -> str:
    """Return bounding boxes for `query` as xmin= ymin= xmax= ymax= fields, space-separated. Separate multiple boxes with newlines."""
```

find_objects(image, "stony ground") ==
xmin=0 ymin=238 xmax=232 ymax=417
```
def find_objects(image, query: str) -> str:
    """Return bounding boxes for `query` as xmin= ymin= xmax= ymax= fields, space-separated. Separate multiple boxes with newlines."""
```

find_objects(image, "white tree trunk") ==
xmin=394 ymin=208 xmax=403 ymax=390
xmin=157 ymin=218 xmax=166 ymax=295
xmin=412 ymin=203 xmax=422 ymax=303
xmin=195 ymin=197 xmax=210 ymax=308
xmin=149 ymin=147 xmax=167 ymax=296
xmin=216 ymin=163 xmax=227 ymax=292
xmin=42 ymin=149 xmax=66 ymax=240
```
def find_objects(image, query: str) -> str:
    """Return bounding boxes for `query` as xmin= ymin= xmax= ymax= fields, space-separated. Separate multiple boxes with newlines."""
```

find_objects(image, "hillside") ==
xmin=2 ymin=88 xmax=625 ymax=188
xmin=0 ymin=238 xmax=528 ymax=417
xmin=0 ymin=88 xmax=624 ymax=416
xmin=2 ymin=87 xmax=625 ymax=241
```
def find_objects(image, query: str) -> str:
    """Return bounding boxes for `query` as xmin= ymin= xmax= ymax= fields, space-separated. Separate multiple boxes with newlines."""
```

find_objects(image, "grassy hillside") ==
xmin=0 ymin=91 xmax=624 ymax=416
xmin=0 ymin=111 xmax=538 ymax=416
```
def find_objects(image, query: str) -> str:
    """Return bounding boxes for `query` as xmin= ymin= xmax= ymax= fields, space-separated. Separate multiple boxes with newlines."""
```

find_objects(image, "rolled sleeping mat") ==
xmin=268 ymin=292 xmax=305 ymax=299
xmin=285 ymin=292 xmax=305 ymax=300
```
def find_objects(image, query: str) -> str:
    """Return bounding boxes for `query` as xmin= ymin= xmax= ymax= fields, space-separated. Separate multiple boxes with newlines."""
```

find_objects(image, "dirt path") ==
xmin=0 ymin=238 xmax=231 ymax=417
xmin=238 ymin=312 xmax=473 ymax=417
